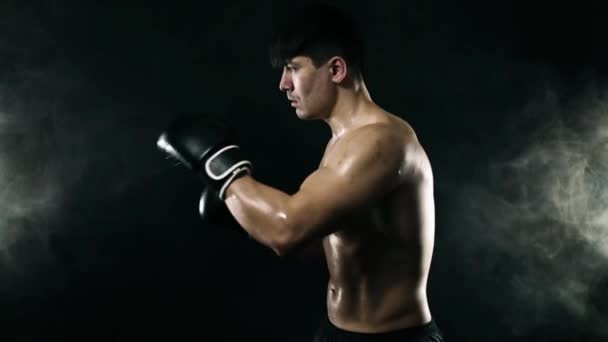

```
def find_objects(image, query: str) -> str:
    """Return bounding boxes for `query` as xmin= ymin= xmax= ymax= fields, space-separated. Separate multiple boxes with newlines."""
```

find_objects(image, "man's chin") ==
xmin=295 ymin=110 xmax=307 ymax=119
xmin=295 ymin=109 xmax=316 ymax=120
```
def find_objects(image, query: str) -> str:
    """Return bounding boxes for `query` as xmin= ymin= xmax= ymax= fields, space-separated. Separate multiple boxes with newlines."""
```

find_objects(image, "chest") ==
xmin=319 ymin=140 xmax=336 ymax=167
xmin=319 ymin=137 xmax=350 ymax=167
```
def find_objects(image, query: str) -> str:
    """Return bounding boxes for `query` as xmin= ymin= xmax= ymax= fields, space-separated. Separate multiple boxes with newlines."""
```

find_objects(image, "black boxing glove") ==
xmin=156 ymin=113 xmax=253 ymax=201
xmin=198 ymin=186 xmax=240 ymax=229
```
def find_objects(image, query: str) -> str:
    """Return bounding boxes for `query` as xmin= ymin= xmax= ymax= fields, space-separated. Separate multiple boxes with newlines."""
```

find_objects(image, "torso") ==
xmin=320 ymin=112 xmax=435 ymax=333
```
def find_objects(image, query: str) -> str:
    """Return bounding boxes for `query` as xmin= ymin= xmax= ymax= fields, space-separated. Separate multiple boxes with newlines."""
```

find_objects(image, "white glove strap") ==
xmin=219 ymin=166 xmax=252 ymax=200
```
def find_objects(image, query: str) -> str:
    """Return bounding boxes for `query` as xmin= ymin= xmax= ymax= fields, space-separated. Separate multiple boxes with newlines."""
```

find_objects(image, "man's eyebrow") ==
xmin=286 ymin=61 xmax=300 ymax=67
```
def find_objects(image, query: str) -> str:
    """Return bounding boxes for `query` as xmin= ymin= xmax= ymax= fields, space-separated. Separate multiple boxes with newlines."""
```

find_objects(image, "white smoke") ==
xmin=0 ymin=111 xmax=67 ymax=281
xmin=456 ymin=85 xmax=608 ymax=338
xmin=0 ymin=0 xmax=89 ymax=280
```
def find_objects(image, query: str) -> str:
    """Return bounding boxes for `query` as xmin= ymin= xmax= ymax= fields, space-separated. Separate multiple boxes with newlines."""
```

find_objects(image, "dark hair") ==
xmin=269 ymin=3 xmax=365 ymax=81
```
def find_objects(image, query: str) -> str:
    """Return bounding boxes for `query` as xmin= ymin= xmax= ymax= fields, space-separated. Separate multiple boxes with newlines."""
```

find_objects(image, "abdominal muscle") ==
xmin=322 ymin=186 xmax=433 ymax=333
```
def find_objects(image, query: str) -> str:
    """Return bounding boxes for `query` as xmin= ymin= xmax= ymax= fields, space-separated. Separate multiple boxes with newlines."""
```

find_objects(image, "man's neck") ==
xmin=324 ymin=82 xmax=377 ymax=139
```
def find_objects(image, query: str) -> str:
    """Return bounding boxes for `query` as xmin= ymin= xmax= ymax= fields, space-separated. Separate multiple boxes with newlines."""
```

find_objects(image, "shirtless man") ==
xmin=156 ymin=3 xmax=444 ymax=341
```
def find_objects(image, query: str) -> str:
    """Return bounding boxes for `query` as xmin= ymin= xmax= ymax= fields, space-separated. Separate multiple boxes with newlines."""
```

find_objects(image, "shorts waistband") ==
xmin=317 ymin=315 xmax=441 ymax=341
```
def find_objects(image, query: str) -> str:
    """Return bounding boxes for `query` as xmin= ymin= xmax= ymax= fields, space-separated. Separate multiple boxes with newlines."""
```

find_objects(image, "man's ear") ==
xmin=328 ymin=57 xmax=347 ymax=83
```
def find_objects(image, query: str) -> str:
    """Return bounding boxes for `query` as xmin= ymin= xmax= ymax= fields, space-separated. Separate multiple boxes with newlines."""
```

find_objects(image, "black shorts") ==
xmin=312 ymin=316 xmax=445 ymax=342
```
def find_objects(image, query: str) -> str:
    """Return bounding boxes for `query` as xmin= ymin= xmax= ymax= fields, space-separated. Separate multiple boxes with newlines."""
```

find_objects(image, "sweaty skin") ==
xmin=225 ymin=112 xmax=435 ymax=333
xmin=320 ymin=113 xmax=434 ymax=333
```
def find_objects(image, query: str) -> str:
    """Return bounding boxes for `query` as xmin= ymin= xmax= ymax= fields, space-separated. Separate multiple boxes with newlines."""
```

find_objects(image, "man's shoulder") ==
xmin=343 ymin=123 xmax=404 ymax=154
xmin=324 ymin=113 xmax=421 ymax=166
xmin=331 ymin=124 xmax=406 ymax=174
xmin=355 ymin=115 xmax=431 ymax=176
xmin=351 ymin=114 xmax=418 ymax=147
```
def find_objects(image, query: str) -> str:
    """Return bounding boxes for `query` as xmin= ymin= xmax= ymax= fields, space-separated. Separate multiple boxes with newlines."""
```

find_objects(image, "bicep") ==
xmin=296 ymin=128 xmax=404 ymax=212
xmin=285 ymin=128 xmax=405 ymax=241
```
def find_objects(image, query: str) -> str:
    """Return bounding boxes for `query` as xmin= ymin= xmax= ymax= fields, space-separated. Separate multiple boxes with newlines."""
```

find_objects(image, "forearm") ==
xmin=224 ymin=175 xmax=291 ymax=255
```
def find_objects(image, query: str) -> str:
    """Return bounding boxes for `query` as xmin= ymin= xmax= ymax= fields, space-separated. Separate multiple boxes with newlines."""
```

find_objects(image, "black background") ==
xmin=1 ymin=0 xmax=607 ymax=341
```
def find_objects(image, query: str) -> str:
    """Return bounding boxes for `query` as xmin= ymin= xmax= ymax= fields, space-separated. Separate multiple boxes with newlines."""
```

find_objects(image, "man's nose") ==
xmin=279 ymin=70 xmax=292 ymax=92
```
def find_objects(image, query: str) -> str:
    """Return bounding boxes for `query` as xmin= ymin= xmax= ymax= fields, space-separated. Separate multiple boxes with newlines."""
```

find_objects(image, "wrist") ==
xmin=218 ymin=166 xmax=251 ymax=200
xmin=224 ymin=172 xmax=252 ymax=199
